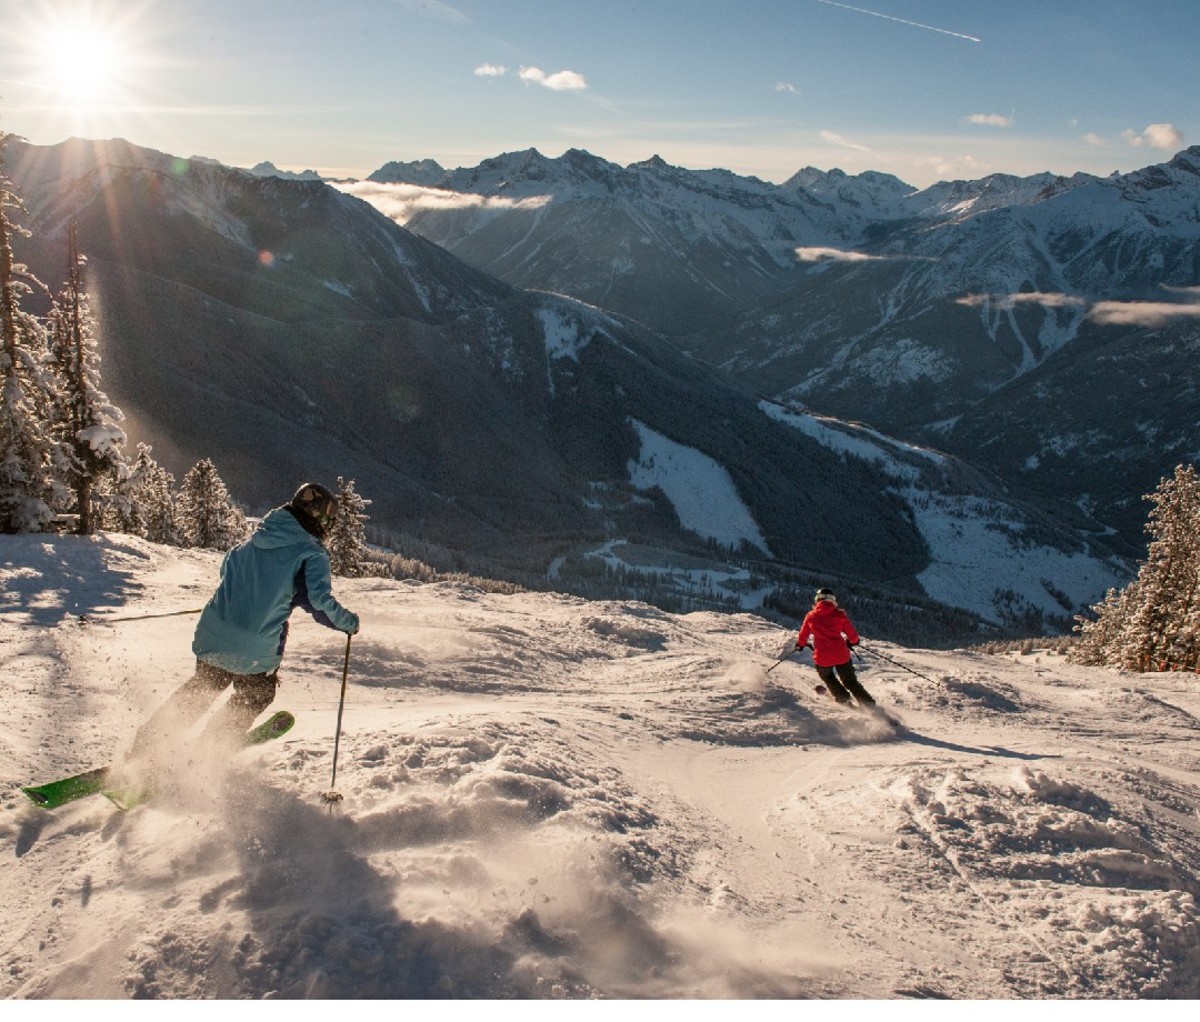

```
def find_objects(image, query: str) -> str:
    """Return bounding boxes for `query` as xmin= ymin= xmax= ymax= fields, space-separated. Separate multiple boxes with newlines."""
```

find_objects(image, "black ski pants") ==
xmin=133 ymin=660 xmax=278 ymax=755
xmin=816 ymin=660 xmax=875 ymax=706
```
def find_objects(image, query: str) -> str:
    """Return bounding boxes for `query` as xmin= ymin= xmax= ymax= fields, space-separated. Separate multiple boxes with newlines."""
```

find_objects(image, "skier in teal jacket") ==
xmin=132 ymin=483 xmax=359 ymax=753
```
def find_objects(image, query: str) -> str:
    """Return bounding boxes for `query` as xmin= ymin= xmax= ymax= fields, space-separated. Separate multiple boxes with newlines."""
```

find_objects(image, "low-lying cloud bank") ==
xmin=337 ymin=180 xmax=551 ymax=223
xmin=957 ymin=290 xmax=1200 ymax=327
xmin=1088 ymin=299 xmax=1200 ymax=327
xmin=795 ymin=247 xmax=936 ymax=264
xmin=956 ymin=292 xmax=1087 ymax=310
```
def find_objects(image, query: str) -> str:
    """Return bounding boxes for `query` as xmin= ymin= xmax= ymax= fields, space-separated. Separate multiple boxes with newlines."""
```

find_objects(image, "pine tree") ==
xmin=1126 ymin=464 xmax=1200 ymax=671
xmin=328 ymin=476 xmax=373 ymax=577
xmin=97 ymin=458 xmax=140 ymax=536
xmin=176 ymin=458 xmax=246 ymax=550
xmin=1070 ymin=582 xmax=1142 ymax=668
xmin=1071 ymin=464 xmax=1200 ymax=672
xmin=45 ymin=221 xmax=127 ymax=534
xmin=0 ymin=143 xmax=59 ymax=533
xmin=122 ymin=443 xmax=178 ymax=544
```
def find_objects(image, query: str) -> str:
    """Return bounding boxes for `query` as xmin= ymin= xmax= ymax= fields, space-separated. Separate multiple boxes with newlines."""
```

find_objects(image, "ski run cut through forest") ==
xmin=3 ymin=532 xmax=1200 ymax=1008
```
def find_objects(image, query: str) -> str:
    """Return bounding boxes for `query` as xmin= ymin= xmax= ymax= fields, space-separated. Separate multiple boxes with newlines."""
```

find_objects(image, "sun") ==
xmin=46 ymin=28 xmax=120 ymax=97
xmin=35 ymin=18 xmax=127 ymax=106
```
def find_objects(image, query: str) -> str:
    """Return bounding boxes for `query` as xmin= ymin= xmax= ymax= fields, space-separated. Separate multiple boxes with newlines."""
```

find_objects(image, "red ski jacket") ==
xmin=797 ymin=601 xmax=860 ymax=667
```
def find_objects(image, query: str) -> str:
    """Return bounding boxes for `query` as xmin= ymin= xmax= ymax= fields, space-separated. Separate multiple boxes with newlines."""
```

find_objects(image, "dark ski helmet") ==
xmin=814 ymin=588 xmax=837 ymax=604
xmin=290 ymin=482 xmax=338 ymax=533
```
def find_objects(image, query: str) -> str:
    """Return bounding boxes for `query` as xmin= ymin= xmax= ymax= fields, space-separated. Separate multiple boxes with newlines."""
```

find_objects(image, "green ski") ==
xmin=22 ymin=710 xmax=296 ymax=811
xmin=102 ymin=711 xmax=296 ymax=811
xmin=245 ymin=708 xmax=296 ymax=745
xmin=21 ymin=766 xmax=111 ymax=810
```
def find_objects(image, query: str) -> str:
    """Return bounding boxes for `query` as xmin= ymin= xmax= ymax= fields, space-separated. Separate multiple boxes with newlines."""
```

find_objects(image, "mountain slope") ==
xmin=374 ymin=148 xmax=1100 ymax=343
xmin=1 ymin=138 xmax=924 ymax=606
xmin=721 ymin=149 xmax=1200 ymax=543
xmin=389 ymin=148 xmax=878 ymax=335
xmin=713 ymin=148 xmax=1200 ymax=421
xmin=2 ymin=136 xmax=1132 ymax=633
xmin=376 ymin=145 xmax=1200 ymax=554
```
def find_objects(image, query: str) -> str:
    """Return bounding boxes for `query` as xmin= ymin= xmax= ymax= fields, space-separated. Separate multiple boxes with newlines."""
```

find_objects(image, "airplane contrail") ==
xmin=814 ymin=0 xmax=982 ymax=43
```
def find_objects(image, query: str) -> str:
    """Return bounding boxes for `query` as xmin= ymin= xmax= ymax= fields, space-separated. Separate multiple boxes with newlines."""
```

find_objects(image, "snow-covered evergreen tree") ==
xmin=1070 ymin=582 xmax=1142 ymax=668
xmin=119 ymin=443 xmax=178 ymax=545
xmin=1125 ymin=464 xmax=1200 ymax=671
xmin=45 ymin=221 xmax=127 ymax=534
xmin=176 ymin=458 xmax=246 ymax=551
xmin=1072 ymin=464 xmax=1200 ymax=672
xmin=97 ymin=458 xmax=140 ymax=536
xmin=0 ymin=146 xmax=59 ymax=533
xmin=328 ymin=476 xmax=374 ymax=577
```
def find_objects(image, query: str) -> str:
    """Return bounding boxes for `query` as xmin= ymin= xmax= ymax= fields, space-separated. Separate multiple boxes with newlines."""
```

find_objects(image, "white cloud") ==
xmin=965 ymin=113 xmax=1012 ymax=128
xmin=820 ymin=130 xmax=872 ymax=153
xmin=957 ymin=292 xmax=1087 ymax=310
xmin=958 ymin=291 xmax=1200 ymax=327
xmin=1089 ymin=300 xmax=1200 ymax=327
xmin=334 ymin=180 xmax=551 ymax=223
xmin=1121 ymin=123 xmax=1184 ymax=150
xmin=795 ymin=246 xmax=937 ymax=265
xmin=476 ymin=63 xmax=588 ymax=91
xmin=1081 ymin=132 xmax=1107 ymax=147
xmin=775 ymin=82 xmax=800 ymax=94
xmin=1143 ymin=123 xmax=1184 ymax=149
xmin=795 ymin=246 xmax=885 ymax=263
xmin=519 ymin=66 xmax=588 ymax=92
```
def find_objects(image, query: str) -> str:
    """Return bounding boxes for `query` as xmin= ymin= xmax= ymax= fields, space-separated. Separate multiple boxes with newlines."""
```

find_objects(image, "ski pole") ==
xmin=79 ymin=608 xmax=203 ymax=625
xmin=856 ymin=641 xmax=940 ymax=685
xmin=321 ymin=632 xmax=353 ymax=807
xmin=766 ymin=645 xmax=801 ymax=673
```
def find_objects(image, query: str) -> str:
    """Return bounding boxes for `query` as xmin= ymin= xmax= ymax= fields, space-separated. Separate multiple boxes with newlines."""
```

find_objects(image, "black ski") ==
xmin=814 ymin=685 xmax=901 ymax=727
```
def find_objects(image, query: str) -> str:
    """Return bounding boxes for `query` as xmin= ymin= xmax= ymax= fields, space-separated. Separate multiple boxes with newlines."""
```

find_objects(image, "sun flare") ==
xmin=35 ymin=20 xmax=126 ymax=104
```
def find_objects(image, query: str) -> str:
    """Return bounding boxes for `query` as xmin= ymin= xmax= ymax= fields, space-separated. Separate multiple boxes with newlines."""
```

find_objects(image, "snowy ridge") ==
xmin=760 ymin=401 xmax=1128 ymax=624
xmin=536 ymin=296 xmax=620 ymax=364
xmin=905 ymin=489 xmax=1128 ymax=623
xmin=388 ymin=146 xmax=1200 ymax=275
xmin=4 ymin=534 xmax=1200 ymax=999
xmin=388 ymin=145 xmax=1200 ymax=432
xmin=628 ymin=420 xmax=771 ymax=556
xmin=760 ymin=400 xmax=945 ymax=480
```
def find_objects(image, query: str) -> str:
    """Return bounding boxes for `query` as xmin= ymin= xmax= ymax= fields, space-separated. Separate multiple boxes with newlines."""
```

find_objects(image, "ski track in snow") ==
xmin=3 ymin=534 xmax=1200 ymax=1001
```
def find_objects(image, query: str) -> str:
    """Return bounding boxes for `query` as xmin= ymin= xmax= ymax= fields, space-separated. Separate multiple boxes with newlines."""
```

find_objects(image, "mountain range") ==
xmin=376 ymin=146 xmax=1200 ymax=548
xmin=1 ymin=135 xmax=1145 ymax=640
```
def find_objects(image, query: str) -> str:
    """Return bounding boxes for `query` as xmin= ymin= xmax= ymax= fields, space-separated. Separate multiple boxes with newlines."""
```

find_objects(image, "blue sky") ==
xmin=1 ymin=0 xmax=1196 ymax=187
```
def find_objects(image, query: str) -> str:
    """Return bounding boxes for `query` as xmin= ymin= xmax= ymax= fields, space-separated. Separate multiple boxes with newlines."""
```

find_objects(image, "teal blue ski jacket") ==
xmin=192 ymin=506 xmax=359 ymax=674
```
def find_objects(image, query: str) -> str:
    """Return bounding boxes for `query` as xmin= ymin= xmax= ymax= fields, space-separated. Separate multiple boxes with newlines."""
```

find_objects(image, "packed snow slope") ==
xmin=3 ymin=534 xmax=1200 ymax=1000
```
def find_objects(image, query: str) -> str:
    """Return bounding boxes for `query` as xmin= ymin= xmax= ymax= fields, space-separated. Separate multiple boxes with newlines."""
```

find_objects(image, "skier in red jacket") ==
xmin=796 ymin=588 xmax=875 ymax=706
